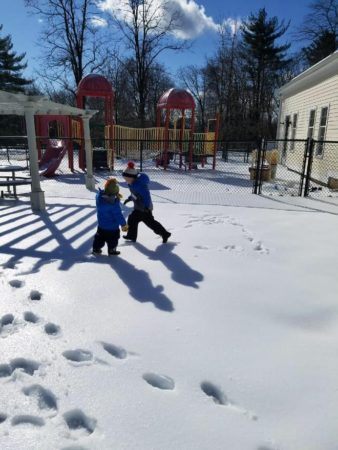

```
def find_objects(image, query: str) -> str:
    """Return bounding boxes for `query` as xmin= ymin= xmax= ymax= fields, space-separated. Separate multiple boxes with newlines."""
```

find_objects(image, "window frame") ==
xmin=290 ymin=112 xmax=298 ymax=151
xmin=315 ymin=106 xmax=329 ymax=158
xmin=307 ymin=109 xmax=316 ymax=140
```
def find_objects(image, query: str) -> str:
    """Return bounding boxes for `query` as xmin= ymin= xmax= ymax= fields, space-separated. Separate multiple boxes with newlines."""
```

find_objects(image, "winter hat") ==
xmin=104 ymin=177 xmax=119 ymax=196
xmin=122 ymin=161 xmax=138 ymax=178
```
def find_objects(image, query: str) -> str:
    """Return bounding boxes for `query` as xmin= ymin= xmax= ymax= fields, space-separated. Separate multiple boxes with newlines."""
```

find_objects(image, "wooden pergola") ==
xmin=0 ymin=90 xmax=98 ymax=211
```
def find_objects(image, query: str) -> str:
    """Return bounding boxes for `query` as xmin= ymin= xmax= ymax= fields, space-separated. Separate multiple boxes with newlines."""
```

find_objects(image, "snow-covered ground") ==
xmin=1 ymin=174 xmax=338 ymax=450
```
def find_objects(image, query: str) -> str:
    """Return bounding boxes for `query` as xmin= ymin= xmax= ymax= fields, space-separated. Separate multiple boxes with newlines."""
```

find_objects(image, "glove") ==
xmin=144 ymin=208 xmax=152 ymax=214
xmin=123 ymin=198 xmax=132 ymax=205
xmin=121 ymin=224 xmax=129 ymax=232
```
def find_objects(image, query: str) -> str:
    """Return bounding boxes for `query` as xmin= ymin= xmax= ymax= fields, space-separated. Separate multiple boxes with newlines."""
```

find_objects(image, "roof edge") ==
xmin=278 ymin=51 xmax=338 ymax=98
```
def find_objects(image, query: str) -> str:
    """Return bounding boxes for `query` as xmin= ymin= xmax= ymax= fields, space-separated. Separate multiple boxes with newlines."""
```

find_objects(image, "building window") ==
xmin=307 ymin=109 xmax=316 ymax=139
xmin=316 ymin=106 xmax=328 ymax=156
xmin=281 ymin=115 xmax=291 ymax=160
xmin=284 ymin=115 xmax=291 ymax=139
xmin=290 ymin=113 xmax=298 ymax=151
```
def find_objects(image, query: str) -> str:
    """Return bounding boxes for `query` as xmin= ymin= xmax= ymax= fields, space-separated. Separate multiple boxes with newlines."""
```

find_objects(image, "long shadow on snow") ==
xmin=0 ymin=202 xmax=96 ymax=273
xmin=0 ymin=202 xmax=174 ymax=312
xmin=134 ymin=242 xmax=203 ymax=289
xmin=89 ymin=256 xmax=174 ymax=313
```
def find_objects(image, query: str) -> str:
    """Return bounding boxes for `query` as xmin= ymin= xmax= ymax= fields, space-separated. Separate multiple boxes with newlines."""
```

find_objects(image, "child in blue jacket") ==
xmin=92 ymin=178 xmax=128 ymax=256
xmin=122 ymin=161 xmax=171 ymax=243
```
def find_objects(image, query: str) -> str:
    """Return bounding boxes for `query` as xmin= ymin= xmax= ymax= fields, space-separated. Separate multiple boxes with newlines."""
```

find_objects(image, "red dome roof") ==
xmin=157 ymin=88 xmax=195 ymax=110
xmin=77 ymin=74 xmax=113 ymax=96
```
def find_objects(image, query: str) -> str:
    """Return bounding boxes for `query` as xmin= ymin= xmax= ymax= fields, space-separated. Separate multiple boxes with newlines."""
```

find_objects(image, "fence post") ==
xmin=303 ymin=138 xmax=315 ymax=197
xmin=298 ymin=138 xmax=309 ymax=196
xmin=140 ymin=140 xmax=143 ymax=172
xmin=253 ymin=138 xmax=263 ymax=194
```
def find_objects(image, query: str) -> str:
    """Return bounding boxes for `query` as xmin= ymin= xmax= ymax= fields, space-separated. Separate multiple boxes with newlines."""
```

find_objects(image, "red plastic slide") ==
xmin=39 ymin=140 xmax=67 ymax=177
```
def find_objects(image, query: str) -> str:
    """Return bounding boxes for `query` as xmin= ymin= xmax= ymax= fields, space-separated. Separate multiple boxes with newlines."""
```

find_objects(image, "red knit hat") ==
xmin=122 ymin=161 xmax=138 ymax=178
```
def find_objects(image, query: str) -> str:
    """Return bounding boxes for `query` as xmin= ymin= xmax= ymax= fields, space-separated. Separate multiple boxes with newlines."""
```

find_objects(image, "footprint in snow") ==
xmin=44 ymin=322 xmax=61 ymax=337
xmin=23 ymin=311 xmax=40 ymax=323
xmin=200 ymin=381 xmax=258 ymax=421
xmin=227 ymin=217 xmax=243 ymax=227
xmin=253 ymin=240 xmax=269 ymax=254
xmin=63 ymin=409 xmax=97 ymax=436
xmin=29 ymin=290 xmax=42 ymax=301
xmin=101 ymin=342 xmax=127 ymax=360
xmin=223 ymin=244 xmax=244 ymax=254
xmin=62 ymin=349 xmax=93 ymax=365
xmin=194 ymin=245 xmax=209 ymax=250
xmin=0 ymin=358 xmax=40 ymax=378
xmin=0 ymin=314 xmax=16 ymax=337
xmin=2 ymin=261 xmax=17 ymax=270
xmin=143 ymin=373 xmax=175 ymax=390
xmin=11 ymin=415 xmax=45 ymax=427
xmin=0 ymin=313 xmax=15 ymax=326
xmin=22 ymin=384 xmax=58 ymax=412
xmin=0 ymin=413 xmax=7 ymax=424
xmin=201 ymin=381 xmax=228 ymax=405
xmin=8 ymin=279 xmax=24 ymax=288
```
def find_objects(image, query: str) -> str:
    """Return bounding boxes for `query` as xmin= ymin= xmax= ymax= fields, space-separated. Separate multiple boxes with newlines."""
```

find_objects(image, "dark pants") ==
xmin=93 ymin=227 xmax=120 ymax=252
xmin=126 ymin=210 xmax=168 ymax=241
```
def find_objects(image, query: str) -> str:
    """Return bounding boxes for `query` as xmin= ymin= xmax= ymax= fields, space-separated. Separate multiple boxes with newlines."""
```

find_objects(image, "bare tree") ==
xmin=204 ymin=22 xmax=245 ymax=138
xmin=103 ymin=55 xmax=172 ymax=126
xmin=297 ymin=0 xmax=338 ymax=41
xmin=25 ymin=0 xmax=110 ymax=96
xmin=296 ymin=0 xmax=338 ymax=66
xmin=178 ymin=65 xmax=207 ymax=131
xmin=102 ymin=0 xmax=189 ymax=126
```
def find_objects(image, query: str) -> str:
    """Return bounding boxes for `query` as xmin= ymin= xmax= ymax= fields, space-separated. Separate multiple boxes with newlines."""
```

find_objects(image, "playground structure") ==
xmin=38 ymin=139 xmax=68 ymax=177
xmin=34 ymin=76 xmax=220 ymax=177
xmin=76 ymin=74 xmax=114 ymax=170
xmin=112 ymin=88 xmax=220 ymax=170
xmin=35 ymin=114 xmax=82 ymax=176
xmin=34 ymin=74 xmax=113 ymax=177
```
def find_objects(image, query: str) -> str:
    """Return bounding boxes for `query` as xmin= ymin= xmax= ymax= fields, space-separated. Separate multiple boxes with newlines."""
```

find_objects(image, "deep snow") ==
xmin=0 ymin=180 xmax=338 ymax=450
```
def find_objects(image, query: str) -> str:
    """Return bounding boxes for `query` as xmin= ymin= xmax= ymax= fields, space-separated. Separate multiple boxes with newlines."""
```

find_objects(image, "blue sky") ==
xmin=2 ymin=0 xmax=311 ymax=82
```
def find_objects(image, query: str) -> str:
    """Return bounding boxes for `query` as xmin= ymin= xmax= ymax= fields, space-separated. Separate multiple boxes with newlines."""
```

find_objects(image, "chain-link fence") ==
xmin=87 ymin=138 xmax=258 ymax=205
xmin=257 ymin=139 xmax=308 ymax=197
xmin=304 ymin=140 xmax=338 ymax=197
xmin=0 ymin=137 xmax=29 ymax=168
xmin=256 ymin=139 xmax=338 ymax=199
xmin=1 ymin=135 xmax=338 ymax=204
xmin=0 ymin=137 xmax=30 ymax=199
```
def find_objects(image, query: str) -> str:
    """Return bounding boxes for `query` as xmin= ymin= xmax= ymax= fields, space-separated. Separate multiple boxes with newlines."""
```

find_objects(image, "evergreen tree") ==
xmin=302 ymin=30 xmax=337 ymax=66
xmin=0 ymin=25 xmax=31 ymax=93
xmin=240 ymin=8 xmax=291 ymax=138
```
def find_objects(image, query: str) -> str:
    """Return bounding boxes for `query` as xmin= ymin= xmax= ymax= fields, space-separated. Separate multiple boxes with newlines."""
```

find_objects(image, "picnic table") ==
xmin=0 ymin=165 xmax=31 ymax=198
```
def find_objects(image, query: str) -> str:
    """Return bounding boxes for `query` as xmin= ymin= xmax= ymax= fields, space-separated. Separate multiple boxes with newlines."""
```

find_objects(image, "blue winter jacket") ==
xmin=96 ymin=189 xmax=126 ymax=231
xmin=127 ymin=173 xmax=153 ymax=212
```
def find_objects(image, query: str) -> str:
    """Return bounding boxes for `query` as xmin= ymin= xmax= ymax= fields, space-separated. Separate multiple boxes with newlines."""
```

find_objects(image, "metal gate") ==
xmin=256 ymin=139 xmax=338 ymax=198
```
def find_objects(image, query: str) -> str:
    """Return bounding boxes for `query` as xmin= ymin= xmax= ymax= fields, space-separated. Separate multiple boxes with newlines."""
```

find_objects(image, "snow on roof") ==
xmin=0 ymin=90 xmax=98 ymax=117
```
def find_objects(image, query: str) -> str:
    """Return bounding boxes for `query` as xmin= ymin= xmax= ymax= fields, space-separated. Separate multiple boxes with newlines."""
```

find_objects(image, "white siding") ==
xmin=279 ymin=74 xmax=338 ymax=141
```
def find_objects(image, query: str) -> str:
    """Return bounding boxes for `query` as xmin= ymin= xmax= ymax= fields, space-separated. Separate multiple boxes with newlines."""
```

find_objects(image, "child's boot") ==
xmin=108 ymin=247 xmax=121 ymax=256
xmin=162 ymin=232 xmax=171 ymax=243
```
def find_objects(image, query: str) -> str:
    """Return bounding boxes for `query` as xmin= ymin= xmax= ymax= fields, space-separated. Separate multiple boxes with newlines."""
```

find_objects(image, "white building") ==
xmin=276 ymin=51 xmax=338 ymax=185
